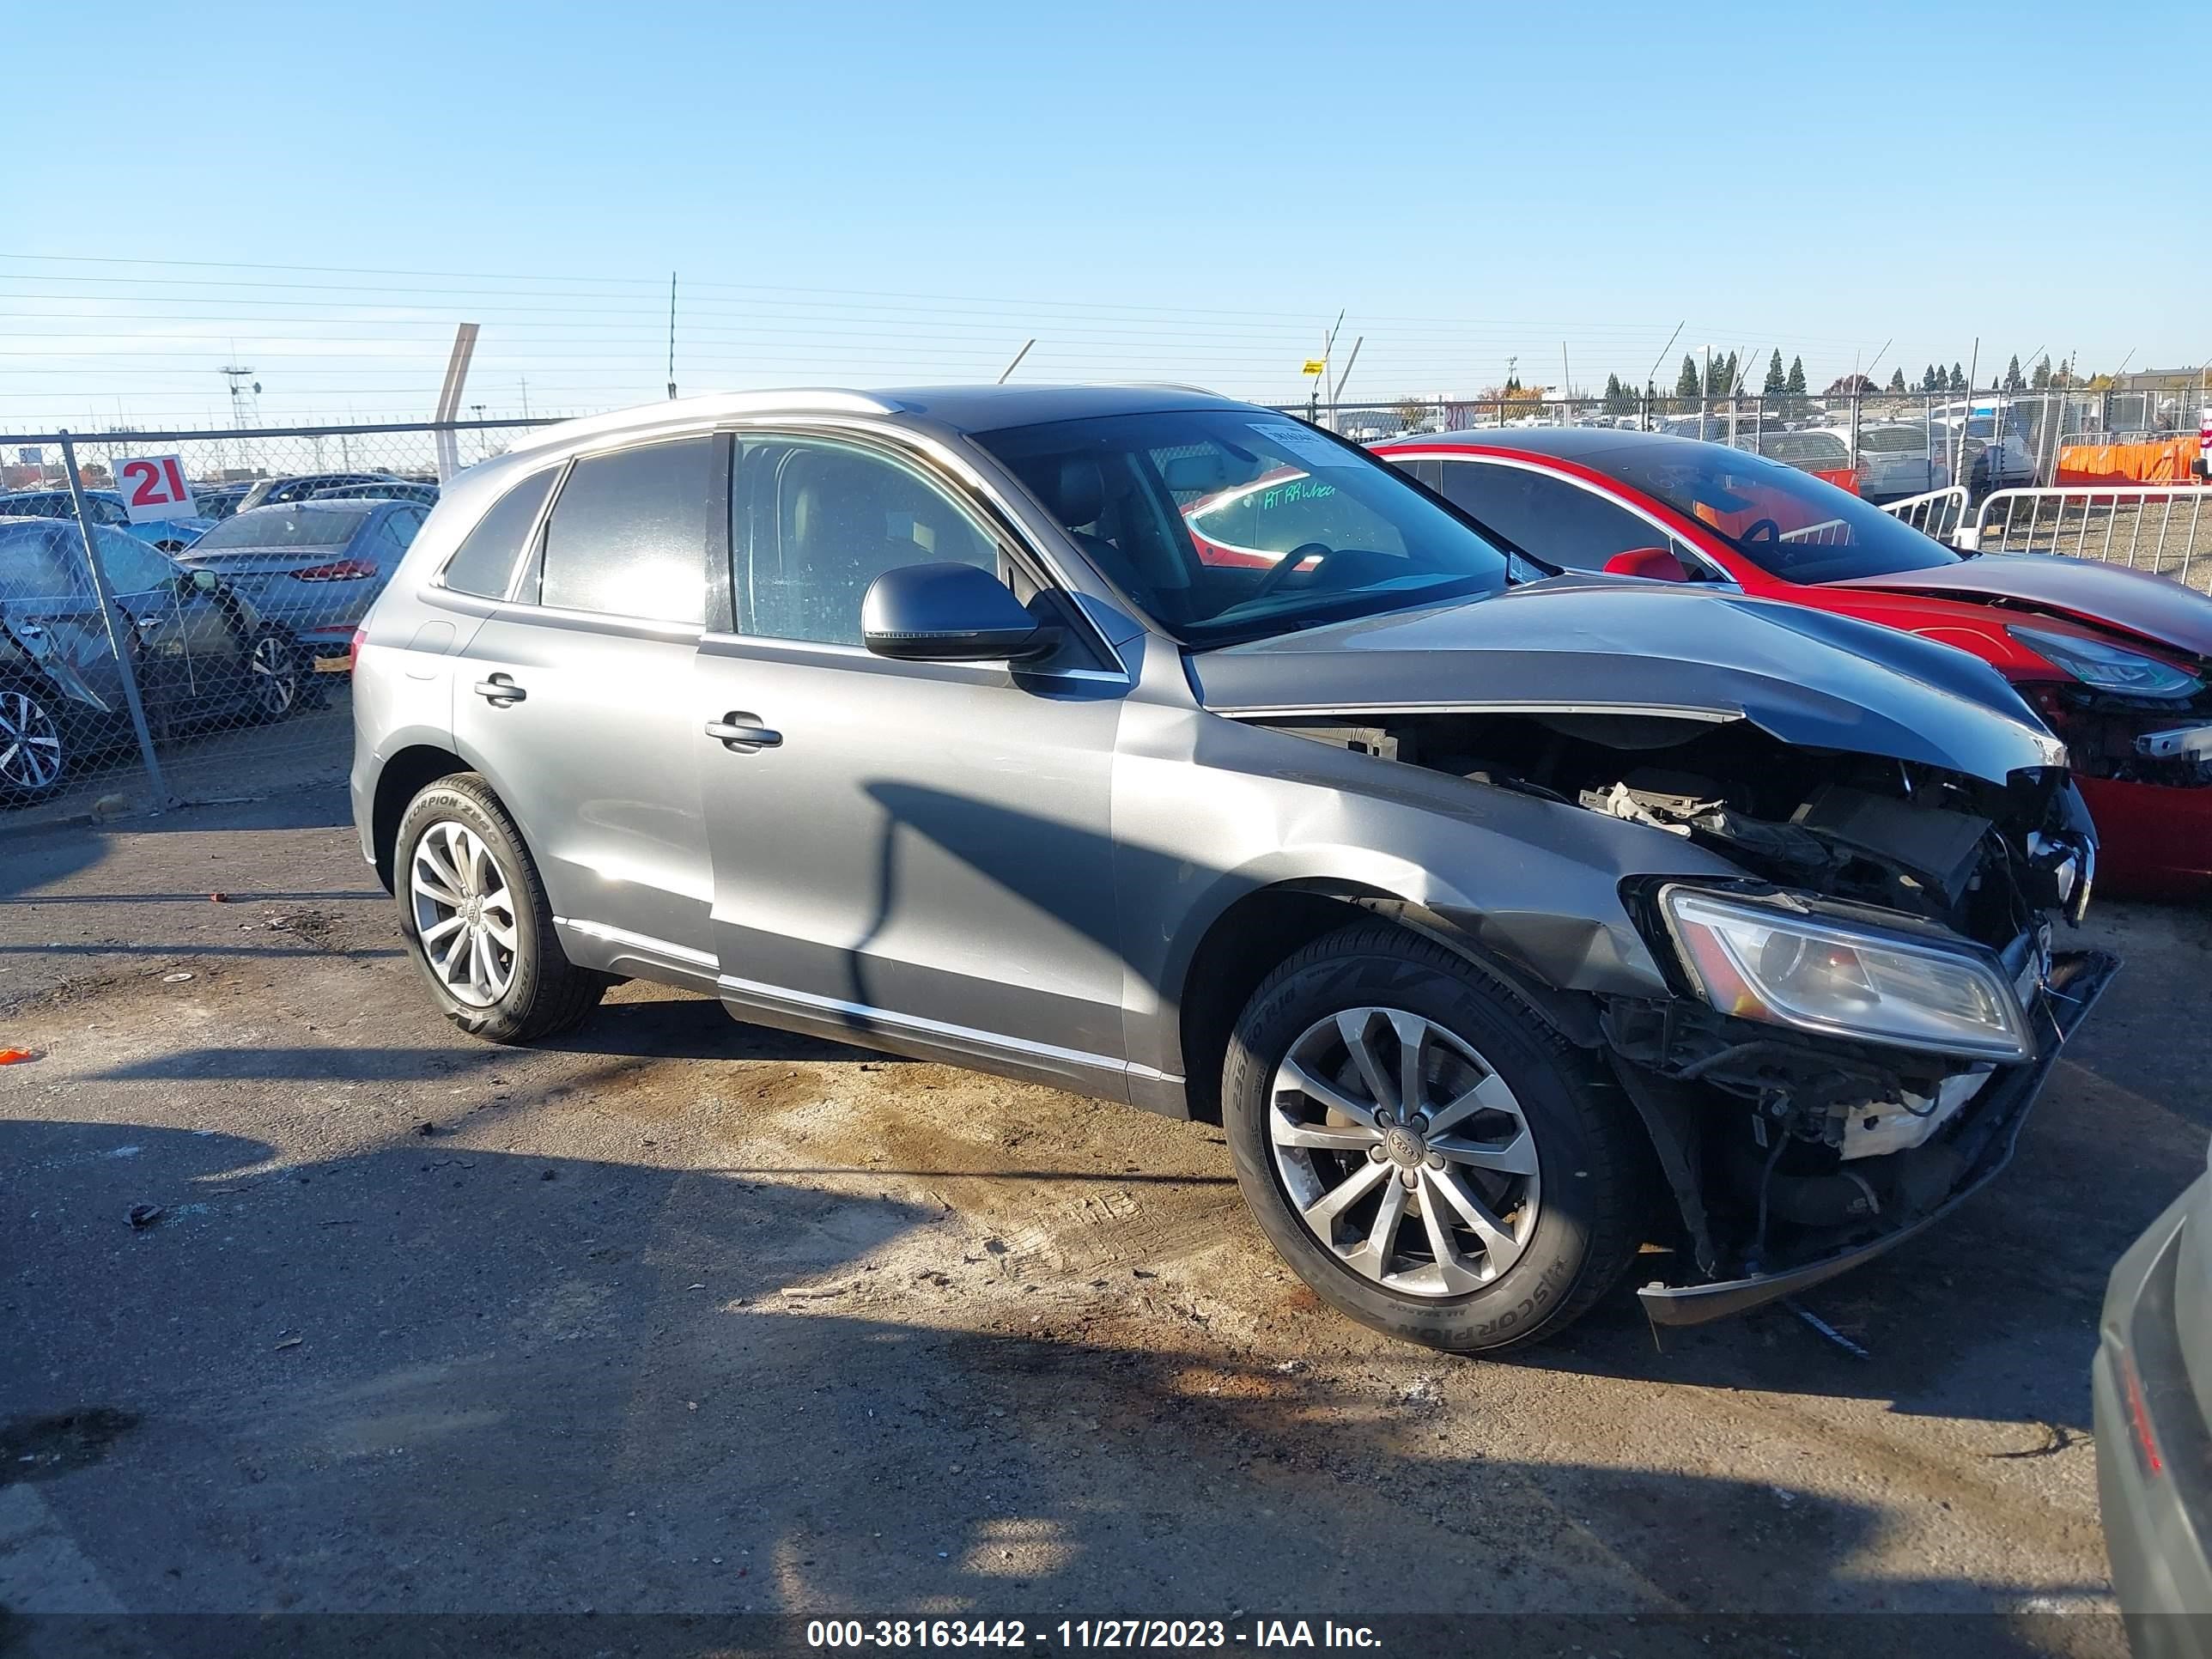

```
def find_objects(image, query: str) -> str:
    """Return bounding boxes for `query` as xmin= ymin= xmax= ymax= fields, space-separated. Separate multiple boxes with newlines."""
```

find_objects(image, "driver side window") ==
xmin=731 ymin=436 xmax=1001 ymax=647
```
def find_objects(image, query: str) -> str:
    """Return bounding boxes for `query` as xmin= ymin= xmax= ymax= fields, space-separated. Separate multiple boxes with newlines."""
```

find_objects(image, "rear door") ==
xmin=448 ymin=434 xmax=721 ymax=964
xmin=693 ymin=428 xmax=1129 ymax=1086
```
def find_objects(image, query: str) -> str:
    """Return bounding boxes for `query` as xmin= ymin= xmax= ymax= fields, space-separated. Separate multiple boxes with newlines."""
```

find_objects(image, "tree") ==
xmin=1921 ymin=363 xmax=1941 ymax=392
xmin=2032 ymin=354 xmax=2052 ymax=391
xmin=1676 ymin=355 xmax=1701 ymax=398
xmin=1887 ymin=368 xmax=1907 ymax=392
xmin=1761 ymin=349 xmax=1786 ymax=397
xmin=1601 ymin=372 xmax=1636 ymax=416
xmin=1826 ymin=373 xmax=1877 ymax=396
xmin=1784 ymin=356 xmax=1807 ymax=397
xmin=1715 ymin=351 xmax=1740 ymax=398
xmin=2003 ymin=355 xmax=2025 ymax=392
xmin=1948 ymin=362 xmax=1966 ymax=393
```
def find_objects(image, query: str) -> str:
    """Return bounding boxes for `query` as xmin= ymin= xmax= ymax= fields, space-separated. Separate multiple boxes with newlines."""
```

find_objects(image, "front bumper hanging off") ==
xmin=1637 ymin=948 xmax=2122 ymax=1328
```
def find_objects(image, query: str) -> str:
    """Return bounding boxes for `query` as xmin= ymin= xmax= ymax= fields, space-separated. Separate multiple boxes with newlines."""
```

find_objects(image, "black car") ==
xmin=310 ymin=480 xmax=441 ymax=507
xmin=0 ymin=517 xmax=302 ymax=804
xmin=235 ymin=471 xmax=406 ymax=514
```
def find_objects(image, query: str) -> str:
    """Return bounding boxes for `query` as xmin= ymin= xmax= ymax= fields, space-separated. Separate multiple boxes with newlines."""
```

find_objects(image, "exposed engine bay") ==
xmin=1262 ymin=708 xmax=2112 ymax=1312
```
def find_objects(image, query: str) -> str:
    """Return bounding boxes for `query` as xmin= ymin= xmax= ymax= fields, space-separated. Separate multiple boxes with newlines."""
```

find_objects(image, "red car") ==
xmin=1373 ymin=428 xmax=2212 ymax=897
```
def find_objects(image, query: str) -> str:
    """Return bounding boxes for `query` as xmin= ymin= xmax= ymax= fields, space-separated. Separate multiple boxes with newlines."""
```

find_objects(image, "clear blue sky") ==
xmin=6 ymin=0 xmax=2205 ymax=425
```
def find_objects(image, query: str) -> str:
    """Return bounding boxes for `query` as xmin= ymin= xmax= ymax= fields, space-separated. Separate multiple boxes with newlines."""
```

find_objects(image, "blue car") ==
xmin=176 ymin=498 xmax=428 ymax=664
xmin=0 ymin=487 xmax=214 ymax=555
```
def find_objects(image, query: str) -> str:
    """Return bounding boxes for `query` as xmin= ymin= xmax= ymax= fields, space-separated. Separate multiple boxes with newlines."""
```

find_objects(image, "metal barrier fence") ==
xmin=1965 ymin=487 xmax=2212 ymax=591
xmin=1879 ymin=486 xmax=1972 ymax=541
xmin=0 ymin=417 xmax=553 ymax=825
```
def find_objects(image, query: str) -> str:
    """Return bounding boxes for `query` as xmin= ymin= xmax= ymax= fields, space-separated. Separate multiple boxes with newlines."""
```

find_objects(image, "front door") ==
xmin=695 ymin=429 xmax=1130 ymax=1089
xmin=449 ymin=434 xmax=721 ymax=964
xmin=81 ymin=526 xmax=198 ymax=719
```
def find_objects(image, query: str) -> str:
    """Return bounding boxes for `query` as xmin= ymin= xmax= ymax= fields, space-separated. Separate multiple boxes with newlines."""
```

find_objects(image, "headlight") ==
xmin=2008 ymin=624 xmax=2201 ymax=698
xmin=1660 ymin=888 xmax=2033 ymax=1062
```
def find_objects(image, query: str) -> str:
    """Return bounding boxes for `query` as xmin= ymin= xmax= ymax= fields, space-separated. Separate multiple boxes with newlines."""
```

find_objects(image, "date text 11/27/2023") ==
xmin=805 ymin=1619 xmax=1383 ymax=1650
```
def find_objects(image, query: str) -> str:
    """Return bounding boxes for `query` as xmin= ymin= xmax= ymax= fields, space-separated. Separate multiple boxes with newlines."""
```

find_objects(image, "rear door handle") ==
xmin=705 ymin=714 xmax=781 ymax=751
xmin=474 ymin=674 xmax=526 ymax=705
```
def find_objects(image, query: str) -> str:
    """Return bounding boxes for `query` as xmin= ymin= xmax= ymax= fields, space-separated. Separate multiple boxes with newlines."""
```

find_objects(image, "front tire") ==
xmin=1223 ymin=922 xmax=1644 ymax=1352
xmin=395 ymin=774 xmax=605 ymax=1042
xmin=0 ymin=680 xmax=70 ymax=805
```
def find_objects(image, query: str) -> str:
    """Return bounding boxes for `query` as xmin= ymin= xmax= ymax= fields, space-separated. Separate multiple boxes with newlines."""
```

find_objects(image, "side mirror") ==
xmin=1603 ymin=546 xmax=1692 ymax=583
xmin=188 ymin=568 xmax=221 ymax=593
xmin=862 ymin=562 xmax=1053 ymax=663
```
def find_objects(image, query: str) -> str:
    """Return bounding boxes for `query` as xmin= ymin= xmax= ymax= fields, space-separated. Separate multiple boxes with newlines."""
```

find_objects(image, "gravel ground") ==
xmin=2 ymin=791 xmax=2205 ymax=1657
xmin=1976 ymin=495 xmax=2212 ymax=592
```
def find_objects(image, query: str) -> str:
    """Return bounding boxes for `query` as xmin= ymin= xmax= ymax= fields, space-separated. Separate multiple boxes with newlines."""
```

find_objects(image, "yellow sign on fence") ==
xmin=1301 ymin=359 xmax=1326 ymax=376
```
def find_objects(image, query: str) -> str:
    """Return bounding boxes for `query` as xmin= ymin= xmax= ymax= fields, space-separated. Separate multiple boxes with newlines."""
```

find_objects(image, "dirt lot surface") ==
xmin=3 ymin=790 xmax=2207 ymax=1656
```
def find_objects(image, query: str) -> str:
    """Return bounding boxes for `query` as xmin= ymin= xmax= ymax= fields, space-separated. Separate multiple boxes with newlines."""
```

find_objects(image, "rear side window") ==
xmin=440 ymin=468 xmax=558 ymax=598
xmin=537 ymin=438 xmax=712 ymax=625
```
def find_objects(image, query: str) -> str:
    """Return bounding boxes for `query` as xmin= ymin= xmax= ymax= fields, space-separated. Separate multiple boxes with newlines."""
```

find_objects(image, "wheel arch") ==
xmin=1171 ymin=877 xmax=1605 ymax=1125
xmin=368 ymin=742 xmax=473 ymax=891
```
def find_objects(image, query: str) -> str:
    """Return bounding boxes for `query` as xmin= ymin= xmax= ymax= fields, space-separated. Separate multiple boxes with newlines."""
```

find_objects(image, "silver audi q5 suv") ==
xmin=352 ymin=386 xmax=2112 ymax=1350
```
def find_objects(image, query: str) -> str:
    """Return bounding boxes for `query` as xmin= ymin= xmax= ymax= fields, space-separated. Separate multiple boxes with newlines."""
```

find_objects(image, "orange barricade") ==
xmin=2056 ymin=438 xmax=2206 ymax=486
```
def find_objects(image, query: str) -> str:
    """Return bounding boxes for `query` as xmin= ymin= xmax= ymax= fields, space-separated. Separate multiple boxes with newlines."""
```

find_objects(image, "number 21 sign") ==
xmin=114 ymin=454 xmax=198 ymax=523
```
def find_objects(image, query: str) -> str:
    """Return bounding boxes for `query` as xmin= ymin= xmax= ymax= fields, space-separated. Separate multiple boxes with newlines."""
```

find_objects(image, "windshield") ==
xmin=973 ymin=410 xmax=1521 ymax=644
xmin=192 ymin=506 xmax=367 ymax=550
xmin=1587 ymin=441 xmax=1960 ymax=583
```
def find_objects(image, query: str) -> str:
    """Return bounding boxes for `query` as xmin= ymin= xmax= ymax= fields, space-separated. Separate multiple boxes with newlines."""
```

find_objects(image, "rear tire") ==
xmin=1223 ymin=921 xmax=1644 ymax=1352
xmin=395 ymin=774 xmax=604 ymax=1042
xmin=246 ymin=629 xmax=304 ymax=723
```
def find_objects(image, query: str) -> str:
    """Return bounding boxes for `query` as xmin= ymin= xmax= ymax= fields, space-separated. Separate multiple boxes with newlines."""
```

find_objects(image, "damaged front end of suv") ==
xmin=1198 ymin=581 xmax=2118 ymax=1326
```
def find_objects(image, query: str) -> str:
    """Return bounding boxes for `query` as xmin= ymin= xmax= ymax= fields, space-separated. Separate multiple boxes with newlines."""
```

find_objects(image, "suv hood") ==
xmin=1190 ymin=575 xmax=2065 ymax=785
xmin=1827 ymin=552 xmax=2212 ymax=660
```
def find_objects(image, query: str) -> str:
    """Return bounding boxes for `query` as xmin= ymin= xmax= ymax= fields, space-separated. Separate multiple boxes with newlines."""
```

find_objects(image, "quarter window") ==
xmin=439 ymin=467 xmax=559 ymax=599
xmin=536 ymin=439 xmax=714 ymax=625
xmin=731 ymin=437 xmax=999 ymax=646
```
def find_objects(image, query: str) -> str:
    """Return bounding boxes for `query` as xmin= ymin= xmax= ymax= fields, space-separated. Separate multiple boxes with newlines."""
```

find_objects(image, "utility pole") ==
xmin=666 ymin=272 xmax=678 ymax=400
xmin=997 ymin=339 xmax=1036 ymax=384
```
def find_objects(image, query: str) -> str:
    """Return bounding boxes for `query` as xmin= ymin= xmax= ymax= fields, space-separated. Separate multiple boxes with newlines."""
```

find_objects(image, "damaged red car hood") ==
xmin=1827 ymin=554 xmax=2212 ymax=659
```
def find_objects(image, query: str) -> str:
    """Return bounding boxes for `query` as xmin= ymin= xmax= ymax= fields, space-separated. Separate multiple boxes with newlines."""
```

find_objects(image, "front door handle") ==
xmin=474 ymin=674 xmax=526 ymax=705
xmin=705 ymin=713 xmax=781 ymax=751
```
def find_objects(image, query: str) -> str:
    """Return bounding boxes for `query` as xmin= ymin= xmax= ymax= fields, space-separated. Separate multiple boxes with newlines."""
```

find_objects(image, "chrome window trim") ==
xmin=1429 ymin=453 xmax=1741 ymax=588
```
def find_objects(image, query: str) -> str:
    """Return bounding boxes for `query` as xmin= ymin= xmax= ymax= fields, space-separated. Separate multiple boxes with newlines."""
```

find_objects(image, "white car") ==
xmin=1818 ymin=423 xmax=1949 ymax=502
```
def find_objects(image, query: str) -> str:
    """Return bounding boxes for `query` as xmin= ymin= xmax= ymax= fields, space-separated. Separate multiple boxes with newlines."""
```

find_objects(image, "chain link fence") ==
xmin=0 ymin=418 xmax=552 ymax=826
xmin=1305 ymin=388 xmax=2207 ymax=502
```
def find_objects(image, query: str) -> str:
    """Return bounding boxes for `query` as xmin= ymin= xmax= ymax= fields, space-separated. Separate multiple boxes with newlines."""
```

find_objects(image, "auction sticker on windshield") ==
xmin=1248 ymin=422 xmax=1358 ymax=468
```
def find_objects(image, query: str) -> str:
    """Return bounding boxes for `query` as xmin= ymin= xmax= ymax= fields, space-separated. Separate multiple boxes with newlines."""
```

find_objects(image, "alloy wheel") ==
xmin=249 ymin=635 xmax=299 ymax=718
xmin=0 ymin=688 xmax=64 ymax=794
xmin=1269 ymin=1005 xmax=1540 ymax=1297
xmin=409 ymin=821 xmax=520 ymax=1008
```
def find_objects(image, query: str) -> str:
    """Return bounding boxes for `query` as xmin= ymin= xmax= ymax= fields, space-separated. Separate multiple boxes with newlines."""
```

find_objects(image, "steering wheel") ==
xmin=1740 ymin=517 xmax=1782 ymax=546
xmin=1249 ymin=541 xmax=1334 ymax=601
